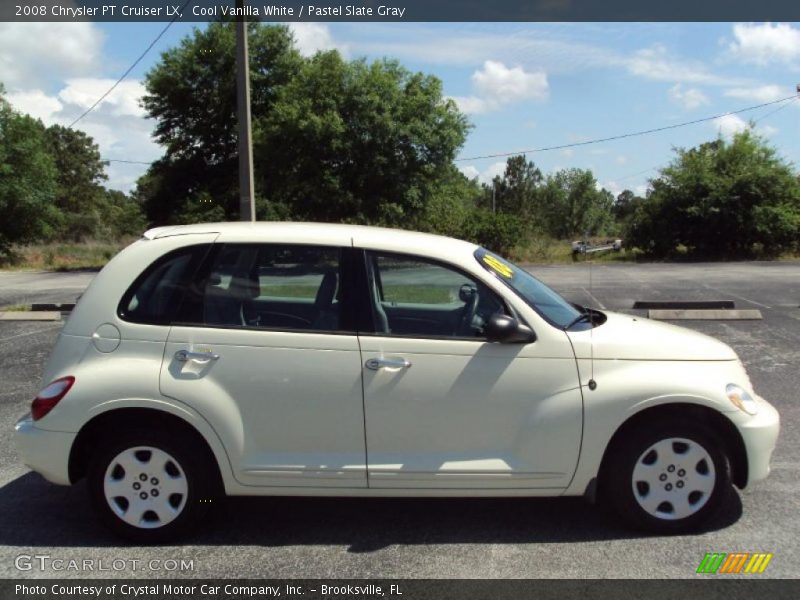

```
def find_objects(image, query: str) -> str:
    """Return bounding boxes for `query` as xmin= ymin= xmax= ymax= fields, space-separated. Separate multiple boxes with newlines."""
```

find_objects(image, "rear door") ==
xmin=159 ymin=244 xmax=367 ymax=488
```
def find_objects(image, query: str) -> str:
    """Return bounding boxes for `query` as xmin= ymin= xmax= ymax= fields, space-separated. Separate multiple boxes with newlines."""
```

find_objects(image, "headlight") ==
xmin=726 ymin=384 xmax=759 ymax=415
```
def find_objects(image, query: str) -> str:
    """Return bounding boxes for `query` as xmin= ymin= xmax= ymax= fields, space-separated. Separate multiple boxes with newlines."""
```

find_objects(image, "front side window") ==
xmin=366 ymin=252 xmax=506 ymax=339
xmin=188 ymin=244 xmax=349 ymax=333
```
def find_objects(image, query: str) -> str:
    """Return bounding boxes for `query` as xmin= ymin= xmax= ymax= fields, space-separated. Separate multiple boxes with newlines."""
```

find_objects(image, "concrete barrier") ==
xmin=648 ymin=309 xmax=762 ymax=320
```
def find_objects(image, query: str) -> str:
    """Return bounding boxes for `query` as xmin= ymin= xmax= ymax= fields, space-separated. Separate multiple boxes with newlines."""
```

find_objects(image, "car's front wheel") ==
xmin=604 ymin=420 xmax=732 ymax=533
xmin=88 ymin=429 xmax=214 ymax=542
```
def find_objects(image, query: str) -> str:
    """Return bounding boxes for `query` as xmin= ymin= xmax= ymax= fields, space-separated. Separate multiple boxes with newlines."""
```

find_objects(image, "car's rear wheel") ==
xmin=88 ymin=429 xmax=214 ymax=542
xmin=603 ymin=420 xmax=732 ymax=533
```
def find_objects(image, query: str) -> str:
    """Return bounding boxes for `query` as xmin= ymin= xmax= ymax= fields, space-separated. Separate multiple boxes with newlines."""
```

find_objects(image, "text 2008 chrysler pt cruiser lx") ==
xmin=15 ymin=223 xmax=779 ymax=541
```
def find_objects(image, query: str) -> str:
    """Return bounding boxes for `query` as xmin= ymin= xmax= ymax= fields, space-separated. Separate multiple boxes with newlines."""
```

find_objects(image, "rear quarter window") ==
xmin=117 ymin=245 xmax=210 ymax=325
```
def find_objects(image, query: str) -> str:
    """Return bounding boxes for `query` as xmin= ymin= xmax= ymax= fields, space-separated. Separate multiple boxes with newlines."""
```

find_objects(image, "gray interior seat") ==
xmin=204 ymin=270 xmax=259 ymax=327
xmin=311 ymin=271 xmax=339 ymax=330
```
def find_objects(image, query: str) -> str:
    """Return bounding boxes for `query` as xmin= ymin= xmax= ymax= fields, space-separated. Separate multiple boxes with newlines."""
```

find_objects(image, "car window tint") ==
xmin=201 ymin=244 xmax=346 ymax=332
xmin=119 ymin=247 xmax=204 ymax=325
xmin=368 ymin=252 xmax=505 ymax=339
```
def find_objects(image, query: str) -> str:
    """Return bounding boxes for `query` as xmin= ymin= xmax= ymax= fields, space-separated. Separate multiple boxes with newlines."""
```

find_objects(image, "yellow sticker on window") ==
xmin=482 ymin=255 xmax=513 ymax=279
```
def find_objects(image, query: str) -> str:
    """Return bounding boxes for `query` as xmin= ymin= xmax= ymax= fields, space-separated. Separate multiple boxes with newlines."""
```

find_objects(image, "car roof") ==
xmin=142 ymin=221 xmax=479 ymax=259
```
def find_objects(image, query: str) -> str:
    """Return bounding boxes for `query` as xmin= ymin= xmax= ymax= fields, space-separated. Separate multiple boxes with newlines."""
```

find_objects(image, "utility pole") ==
xmin=236 ymin=0 xmax=255 ymax=222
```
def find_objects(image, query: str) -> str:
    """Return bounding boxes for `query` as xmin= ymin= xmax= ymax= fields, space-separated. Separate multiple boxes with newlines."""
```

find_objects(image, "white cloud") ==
xmin=480 ymin=161 xmax=507 ymax=184
xmin=712 ymin=114 xmax=779 ymax=138
xmin=626 ymin=44 xmax=744 ymax=86
xmin=472 ymin=60 xmax=549 ymax=103
xmin=460 ymin=161 xmax=507 ymax=184
xmin=713 ymin=114 xmax=749 ymax=137
xmin=6 ymin=81 xmax=158 ymax=192
xmin=724 ymin=84 xmax=790 ymax=103
xmin=450 ymin=96 xmax=492 ymax=115
xmin=5 ymin=89 xmax=63 ymax=122
xmin=452 ymin=60 xmax=548 ymax=114
xmin=668 ymin=84 xmax=710 ymax=110
xmin=0 ymin=22 xmax=104 ymax=89
xmin=615 ymin=155 xmax=627 ymax=165
xmin=728 ymin=23 xmax=800 ymax=66
xmin=459 ymin=165 xmax=480 ymax=180
xmin=289 ymin=23 xmax=346 ymax=57
xmin=57 ymin=78 xmax=147 ymax=118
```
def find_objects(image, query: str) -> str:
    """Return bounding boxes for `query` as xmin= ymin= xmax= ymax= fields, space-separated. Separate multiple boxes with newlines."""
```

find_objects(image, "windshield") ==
xmin=474 ymin=248 xmax=582 ymax=329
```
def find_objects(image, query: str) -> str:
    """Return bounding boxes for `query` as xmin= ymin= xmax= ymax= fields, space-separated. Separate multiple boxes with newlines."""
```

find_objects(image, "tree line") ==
xmin=1 ymin=22 xmax=798 ymax=261
xmin=0 ymin=83 xmax=145 ymax=257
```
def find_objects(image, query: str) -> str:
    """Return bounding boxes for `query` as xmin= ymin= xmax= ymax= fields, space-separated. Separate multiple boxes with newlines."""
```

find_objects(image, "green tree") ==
xmin=140 ymin=22 xmax=303 ymax=223
xmin=482 ymin=155 xmax=543 ymax=222
xmin=628 ymin=131 xmax=800 ymax=257
xmin=138 ymin=24 xmax=470 ymax=228
xmin=418 ymin=166 xmax=482 ymax=239
xmin=255 ymin=52 xmax=469 ymax=226
xmin=538 ymin=168 xmax=614 ymax=239
xmin=44 ymin=124 xmax=108 ymax=240
xmin=0 ymin=85 xmax=59 ymax=256
xmin=96 ymin=189 xmax=147 ymax=239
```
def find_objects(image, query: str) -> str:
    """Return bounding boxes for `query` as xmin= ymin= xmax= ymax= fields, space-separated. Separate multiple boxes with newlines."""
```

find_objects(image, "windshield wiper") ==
xmin=565 ymin=309 xmax=592 ymax=330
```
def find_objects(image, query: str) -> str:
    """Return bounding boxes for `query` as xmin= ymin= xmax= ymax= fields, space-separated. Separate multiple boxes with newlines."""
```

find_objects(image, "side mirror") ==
xmin=485 ymin=314 xmax=536 ymax=344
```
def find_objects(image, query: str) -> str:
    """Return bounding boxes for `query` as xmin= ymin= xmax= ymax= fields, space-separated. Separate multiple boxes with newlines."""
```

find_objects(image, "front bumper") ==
xmin=730 ymin=396 xmax=780 ymax=488
xmin=14 ymin=415 xmax=76 ymax=486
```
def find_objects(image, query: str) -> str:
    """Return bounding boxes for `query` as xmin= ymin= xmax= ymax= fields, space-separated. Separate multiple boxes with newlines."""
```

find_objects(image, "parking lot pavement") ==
xmin=0 ymin=262 xmax=797 ymax=578
xmin=0 ymin=271 xmax=95 ymax=307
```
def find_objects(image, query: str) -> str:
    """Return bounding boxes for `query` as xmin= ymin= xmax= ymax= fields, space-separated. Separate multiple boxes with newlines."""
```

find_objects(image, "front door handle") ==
xmin=175 ymin=349 xmax=220 ymax=363
xmin=365 ymin=357 xmax=412 ymax=370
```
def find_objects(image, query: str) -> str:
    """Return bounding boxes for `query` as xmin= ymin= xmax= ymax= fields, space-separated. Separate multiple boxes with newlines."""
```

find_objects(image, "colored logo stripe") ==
xmin=697 ymin=552 xmax=773 ymax=574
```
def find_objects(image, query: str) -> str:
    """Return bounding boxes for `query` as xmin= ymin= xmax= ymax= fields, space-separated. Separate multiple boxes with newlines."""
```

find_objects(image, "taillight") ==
xmin=31 ymin=376 xmax=75 ymax=421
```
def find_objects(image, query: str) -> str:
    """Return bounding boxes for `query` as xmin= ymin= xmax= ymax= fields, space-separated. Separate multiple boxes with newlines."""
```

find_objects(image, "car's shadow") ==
xmin=0 ymin=472 xmax=742 ymax=550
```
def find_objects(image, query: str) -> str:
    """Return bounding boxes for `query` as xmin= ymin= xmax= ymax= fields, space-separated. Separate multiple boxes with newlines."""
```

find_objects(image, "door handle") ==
xmin=365 ymin=357 xmax=412 ymax=370
xmin=175 ymin=349 xmax=220 ymax=363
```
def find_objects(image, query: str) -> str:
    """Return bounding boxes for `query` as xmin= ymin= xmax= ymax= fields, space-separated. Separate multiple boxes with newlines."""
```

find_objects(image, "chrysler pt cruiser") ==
xmin=15 ymin=223 xmax=779 ymax=541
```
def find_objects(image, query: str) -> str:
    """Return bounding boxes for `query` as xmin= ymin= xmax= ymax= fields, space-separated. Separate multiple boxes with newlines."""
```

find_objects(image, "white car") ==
xmin=15 ymin=222 xmax=779 ymax=541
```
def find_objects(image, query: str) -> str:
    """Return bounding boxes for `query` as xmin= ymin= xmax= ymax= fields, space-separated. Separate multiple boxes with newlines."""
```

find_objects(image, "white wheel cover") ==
xmin=103 ymin=446 xmax=189 ymax=529
xmin=631 ymin=437 xmax=716 ymax=521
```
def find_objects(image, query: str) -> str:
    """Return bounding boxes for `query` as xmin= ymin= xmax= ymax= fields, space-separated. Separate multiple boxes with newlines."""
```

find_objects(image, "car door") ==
xmin=358 ymin=250 xmax=583 ymax=489
xmin=159 ymin=243 xmax=367 ymax=488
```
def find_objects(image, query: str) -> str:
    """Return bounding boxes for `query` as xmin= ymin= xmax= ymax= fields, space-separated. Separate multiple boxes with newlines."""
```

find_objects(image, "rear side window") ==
xmin=118 ymin=245 xmax=209 ymax=325
xmin=175 ymin=243 xmax=353 ymax=333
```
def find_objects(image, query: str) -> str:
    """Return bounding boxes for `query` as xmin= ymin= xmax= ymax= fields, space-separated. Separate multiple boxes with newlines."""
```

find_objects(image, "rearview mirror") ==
xmin=485 ymin=314 xmax=536 ymax=344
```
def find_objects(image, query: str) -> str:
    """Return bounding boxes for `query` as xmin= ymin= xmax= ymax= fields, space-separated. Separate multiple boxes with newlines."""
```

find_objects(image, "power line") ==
xmin=101 ymin=158 xmax=153 ymax=165
xmin=455 ymin=95 xmax=798 ymax=162
xmin=610 ymin=95 xmax=799 ymax=189
xmin=753 ymin=96 xmax=799 ymax=124
xmin=68 ymin=0 xmax=193 ymax=128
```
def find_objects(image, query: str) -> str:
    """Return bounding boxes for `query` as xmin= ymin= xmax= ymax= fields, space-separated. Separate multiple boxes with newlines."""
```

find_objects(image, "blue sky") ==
xmin=1 ymin=21 xmax=798 ymax=195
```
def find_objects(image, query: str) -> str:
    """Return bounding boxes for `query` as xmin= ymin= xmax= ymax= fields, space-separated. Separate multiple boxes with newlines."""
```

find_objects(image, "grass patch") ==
xmin=0 ymin=240 xmax=132 ymax=271
xmin=510 ymin=238 xmax=638 ymax=264
xmin=259 ymin=285 xmax=318 ymax=299
xmin=0 ymin=304 xmax=31 ymax=312
xmin=383 ymin=285 xmax=452 ymax=304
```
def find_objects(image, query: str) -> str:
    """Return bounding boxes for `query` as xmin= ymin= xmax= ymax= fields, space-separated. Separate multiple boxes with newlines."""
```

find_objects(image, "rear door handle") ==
xmin=365 ymin=357 xmax=412 ymax=370
xmin=175 ymin=349 xmax=220 ymax=363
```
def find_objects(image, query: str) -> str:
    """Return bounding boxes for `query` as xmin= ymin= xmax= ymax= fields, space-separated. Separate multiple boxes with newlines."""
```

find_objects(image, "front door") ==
xmin=359 ymin=251 xmax=583 ymax=489
xmin=159 ymin=243 xmax=367 ymax=488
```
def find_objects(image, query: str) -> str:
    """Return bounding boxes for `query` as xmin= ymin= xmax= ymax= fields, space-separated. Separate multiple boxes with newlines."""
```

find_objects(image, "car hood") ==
xmin=566 ymin=311 xmax=738 ymax=361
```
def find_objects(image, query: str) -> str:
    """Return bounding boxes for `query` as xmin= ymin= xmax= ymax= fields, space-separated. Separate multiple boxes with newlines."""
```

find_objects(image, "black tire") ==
xmin=602 ymin=419 xmax=733 ymax=533
xmin=88 ymin=428 xmax=217 ymax=543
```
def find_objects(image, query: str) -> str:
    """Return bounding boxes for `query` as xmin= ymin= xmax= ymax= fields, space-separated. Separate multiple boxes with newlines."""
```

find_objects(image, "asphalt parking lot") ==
xmin=0 ymin=262 xmax=798 ymax=579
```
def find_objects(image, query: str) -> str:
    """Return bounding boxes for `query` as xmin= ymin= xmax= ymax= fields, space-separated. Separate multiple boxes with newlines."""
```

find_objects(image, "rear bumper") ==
xmin=14 ymin=415 xmax=75 ymax=485
xmin=732 ymin=396 xmax=780 ymax=488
